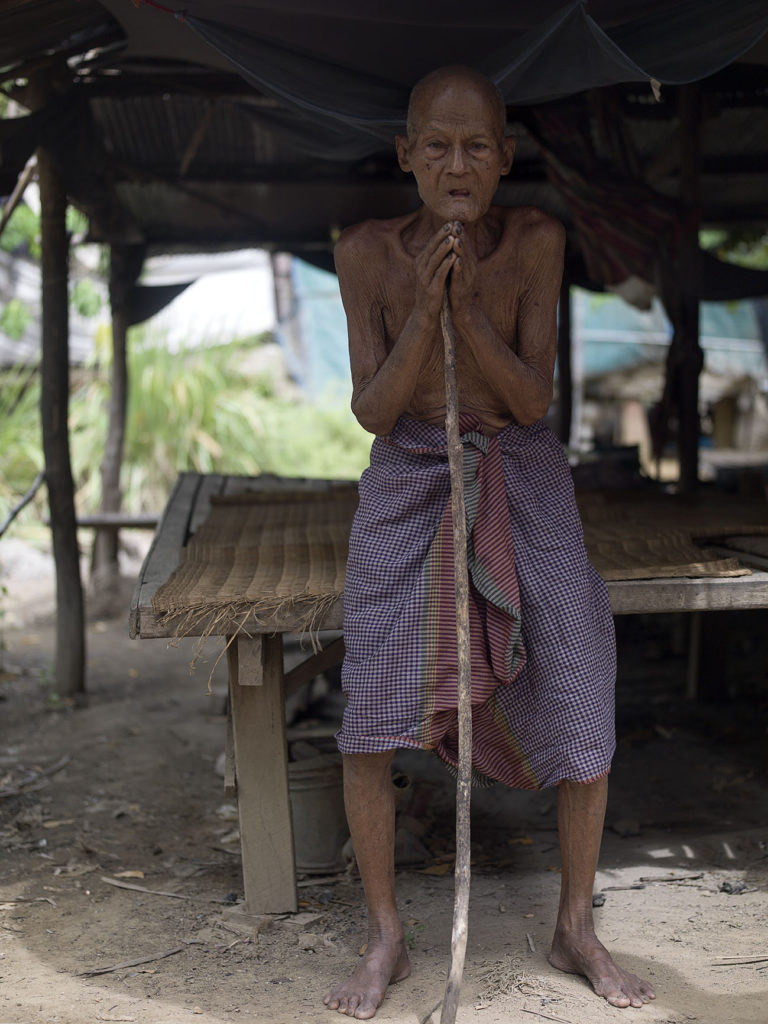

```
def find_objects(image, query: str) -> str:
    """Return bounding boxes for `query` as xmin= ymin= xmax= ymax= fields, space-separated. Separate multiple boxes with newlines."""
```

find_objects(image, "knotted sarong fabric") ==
xmin=337 ymin=416 xmax=616 ymax=789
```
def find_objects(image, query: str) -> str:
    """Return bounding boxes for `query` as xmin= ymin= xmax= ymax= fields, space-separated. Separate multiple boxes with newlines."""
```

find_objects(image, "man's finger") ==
xmin=422 ymin=237 xmax=456 ymax=282
xmin=432 ymin=251 xmax=457 ymax=288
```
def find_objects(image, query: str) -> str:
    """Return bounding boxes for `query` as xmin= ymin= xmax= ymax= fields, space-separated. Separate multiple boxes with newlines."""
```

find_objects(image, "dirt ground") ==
xmin=1 ymin=535 xmax=767 ymax=1024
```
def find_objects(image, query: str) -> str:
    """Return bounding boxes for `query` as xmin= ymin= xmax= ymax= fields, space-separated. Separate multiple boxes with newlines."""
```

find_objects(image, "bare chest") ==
xmin=380 ymin=261 xmax=521 ymax=352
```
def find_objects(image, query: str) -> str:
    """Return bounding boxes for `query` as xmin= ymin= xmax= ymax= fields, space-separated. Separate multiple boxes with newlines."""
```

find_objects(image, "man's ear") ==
xmin=395 ymin=134 xmax=412 ymax=173
xmin=500 ymin=135 xmax=516 ymax=176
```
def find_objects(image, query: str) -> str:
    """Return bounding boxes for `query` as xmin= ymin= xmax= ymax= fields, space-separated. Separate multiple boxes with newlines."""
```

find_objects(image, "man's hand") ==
xmin=447 ymin=221 xmax=479 ymax=314
xmin=413 ymin=222 xmax=459 ymax=319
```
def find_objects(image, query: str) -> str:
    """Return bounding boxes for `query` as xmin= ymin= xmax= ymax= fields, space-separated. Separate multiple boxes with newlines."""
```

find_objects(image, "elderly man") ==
xmin=325 ymin=65 xmax=655 ymax=1019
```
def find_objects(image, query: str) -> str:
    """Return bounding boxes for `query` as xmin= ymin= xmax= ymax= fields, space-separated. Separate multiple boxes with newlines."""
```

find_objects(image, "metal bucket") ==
xmin=288 ymin=753 xmax=348 ymax=874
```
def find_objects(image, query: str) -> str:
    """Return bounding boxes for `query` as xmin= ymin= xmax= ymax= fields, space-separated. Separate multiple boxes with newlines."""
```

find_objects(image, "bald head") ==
xmin=406 ymin=65 xmax=507 ymax=141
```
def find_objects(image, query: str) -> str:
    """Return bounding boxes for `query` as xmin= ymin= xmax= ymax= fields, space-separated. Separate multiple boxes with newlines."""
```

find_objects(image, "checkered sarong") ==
xmin=337 ymin=416 xmax=616 ymax=789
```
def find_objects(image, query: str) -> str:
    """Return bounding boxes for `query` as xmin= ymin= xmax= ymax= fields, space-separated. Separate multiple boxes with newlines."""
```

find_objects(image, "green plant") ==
xmin=1 ymin=327 xmax=372 ymax=524
xmin=0 ymin=365 xmax=44 ymax=522
xmin=0 ymin=298 xmax=33 ymax=340
xmin=404 ymin=922 xmax=425 ymax=949
xmin=70 ymin=278 xmax=102 ymax=318
xmin=69 ymin=328 xmax=372 ymax=513
xmin=0 ymin=204 xmax=41 ymax=259
xmin=0 ymin=582 xmax=8 ymax=673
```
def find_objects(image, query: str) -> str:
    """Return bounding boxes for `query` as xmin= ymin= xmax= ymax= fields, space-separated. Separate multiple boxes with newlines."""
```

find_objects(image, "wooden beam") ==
xmin=227 ymin=634 xmax=297 ymax=914
xmin=37 ymin=138 xmax=86 ymax=700
xmin=283 ymin=636 xmax=346 ymax=696
xmin=179 ymin=101 xmax=216 ymax=177
xmin=676 ymin=84 xmax=703 ymax=495
xmin=556 ymin=269 xmax=572 ymax=446
xmin=92 ymin=244 xmax=145 ymax=590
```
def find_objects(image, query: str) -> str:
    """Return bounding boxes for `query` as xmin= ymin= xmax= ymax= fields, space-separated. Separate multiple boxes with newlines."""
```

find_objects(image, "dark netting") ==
xmin=170 ymin=0 xmax=768 ymax=157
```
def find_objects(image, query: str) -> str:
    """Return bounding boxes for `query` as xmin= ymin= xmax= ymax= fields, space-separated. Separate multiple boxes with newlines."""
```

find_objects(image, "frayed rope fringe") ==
xmin=155 ymin=593 xmax=342 ymax=694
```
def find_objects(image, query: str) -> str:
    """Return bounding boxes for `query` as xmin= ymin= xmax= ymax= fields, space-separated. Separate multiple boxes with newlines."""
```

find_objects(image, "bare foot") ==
xmin=324 ymin=935 xmax=411 ymax=1019
xmin=549 ymin=929 xmax=656 ymax=1008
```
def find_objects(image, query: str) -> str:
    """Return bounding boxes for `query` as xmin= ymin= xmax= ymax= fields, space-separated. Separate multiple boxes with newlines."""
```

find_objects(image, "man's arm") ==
xmin=450 ymin=213 xmax=564 ymax=425
xmin=335 ymin=221 xmax=456 ymax=436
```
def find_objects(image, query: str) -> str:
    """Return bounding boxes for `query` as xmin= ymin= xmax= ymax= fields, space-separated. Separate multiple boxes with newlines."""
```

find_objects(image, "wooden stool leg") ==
xmin=227 ymin=634 xmax=297 ymax=914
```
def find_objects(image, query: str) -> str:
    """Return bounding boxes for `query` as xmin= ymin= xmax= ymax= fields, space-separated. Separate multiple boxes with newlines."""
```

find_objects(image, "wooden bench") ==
xmin=131 ymin=472 xmax=768 ymax=916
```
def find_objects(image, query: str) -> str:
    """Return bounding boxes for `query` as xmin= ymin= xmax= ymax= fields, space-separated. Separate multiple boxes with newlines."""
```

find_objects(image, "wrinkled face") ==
xmin=396 ymin=79 xmax=515 ymax=224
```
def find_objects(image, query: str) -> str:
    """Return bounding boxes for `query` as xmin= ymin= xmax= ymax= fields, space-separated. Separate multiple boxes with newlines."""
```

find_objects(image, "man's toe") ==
xmin=606 ymin=993 xmax=632 ymax=1008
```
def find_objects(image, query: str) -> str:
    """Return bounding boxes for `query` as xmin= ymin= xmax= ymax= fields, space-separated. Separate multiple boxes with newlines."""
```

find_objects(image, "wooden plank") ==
xmin=222 ymin=474 xmax=357 ymax=496
xmin=228 ymin=633 xmax=297 ymax=915
xmin=283 ymin=636 xmax=346 ymax=697
xmin=607 ymin=571 xmax=768 ymax=615
xmin=238 ymin=637 xmax=264 ymax=686
xmin=187 ymin=474 xmax=227 ymax=535
xmin=129 ymin=473 xmax=202 ymax=638
xmin=76 ymin=513 xmax=159 ymax=529
xmin=224 ymin=700 xmax=237 ymax=799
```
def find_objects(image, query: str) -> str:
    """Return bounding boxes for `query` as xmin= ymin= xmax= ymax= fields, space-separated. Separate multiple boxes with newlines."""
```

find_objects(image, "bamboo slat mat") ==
xmin=152 ymin=486 xmax=359 ymax=638
xmin=152 ymin=486 xmax=768 ymax=637
xmin=578 ymin=490 xmax=768 ymax=580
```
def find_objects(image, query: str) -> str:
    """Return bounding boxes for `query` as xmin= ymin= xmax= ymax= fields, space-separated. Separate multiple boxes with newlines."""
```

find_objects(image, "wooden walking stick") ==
xmin=439 ymin=289 xmax=473 ymax=1024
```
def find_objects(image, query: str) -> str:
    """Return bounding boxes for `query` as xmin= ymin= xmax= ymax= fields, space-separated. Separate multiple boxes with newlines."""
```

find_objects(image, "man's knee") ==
xmin=342 ymin=750 xmax=396 ymax=785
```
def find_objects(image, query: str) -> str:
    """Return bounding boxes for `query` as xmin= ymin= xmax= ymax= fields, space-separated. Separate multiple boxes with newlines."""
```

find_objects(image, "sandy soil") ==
xmin=1 ymin=538 xmax=767 ymax=1024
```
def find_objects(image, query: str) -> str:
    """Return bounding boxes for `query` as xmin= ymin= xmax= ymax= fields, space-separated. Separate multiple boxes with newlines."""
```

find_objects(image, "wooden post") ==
xmin=37 ymin=142 xmax=86 ymax=699
xmin=556 ymin=269 xmax=573 ymax=447
xmin=92 ymin=244 xmax=145 ymax=590
xmin=677 ymin=84 xmax=702 ymax=494
xmin=227 ymin=634 xmax=297 ymax=914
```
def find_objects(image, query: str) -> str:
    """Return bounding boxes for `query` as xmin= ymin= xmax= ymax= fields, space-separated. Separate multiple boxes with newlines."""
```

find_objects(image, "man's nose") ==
xmin=448 ymin=145 xmax=466 ymax=173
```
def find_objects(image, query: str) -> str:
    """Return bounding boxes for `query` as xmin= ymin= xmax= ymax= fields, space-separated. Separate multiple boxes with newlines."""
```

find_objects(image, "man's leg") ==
xmin=324 ymin=751 xmax=411 ymax=1019
xmin=548 ymin=776 xmax=656 ymax=1008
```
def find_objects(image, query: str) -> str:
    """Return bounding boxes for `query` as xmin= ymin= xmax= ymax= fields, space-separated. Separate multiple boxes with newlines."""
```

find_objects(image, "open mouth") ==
xmin=449 ymin=189 xmax=470 ymax=197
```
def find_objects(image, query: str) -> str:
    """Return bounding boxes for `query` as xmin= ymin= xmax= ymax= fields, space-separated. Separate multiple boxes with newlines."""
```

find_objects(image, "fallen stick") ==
xmin=79 ymin=943 xmax=196 ymax=977
xmin=711 ymin=956 xmax=768 ymax=966
xmin=439 ymin=290 xmax=473 ymax=1024
xmin=521 ymin=1007 xmax=574 ymax=1024
xmin=638 ymin=873 xmax=704 ymax=883
xmin=419 ymin=998 xmax=443 ymax=1024
xmin=99 ymin=876 xmax=229 ymax=903
xmin=0 ymin=754 xmax=71 ymax=799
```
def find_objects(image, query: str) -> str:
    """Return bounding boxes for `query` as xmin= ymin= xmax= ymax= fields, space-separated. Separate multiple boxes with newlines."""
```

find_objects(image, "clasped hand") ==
xmin=413 ymin=221 xmax=477 ymax=320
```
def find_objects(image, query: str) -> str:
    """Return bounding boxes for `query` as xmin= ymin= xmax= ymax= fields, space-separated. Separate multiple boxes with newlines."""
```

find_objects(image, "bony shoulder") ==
xmin=504 ymin=207 xmax=565 ymax=265
xmin=504 ymin=205 xmax=564 ymax=239
xmin=532 ymin=210 xmax=565 ymax=244
xmin=334 ymin=218 xmax=396 ymax=265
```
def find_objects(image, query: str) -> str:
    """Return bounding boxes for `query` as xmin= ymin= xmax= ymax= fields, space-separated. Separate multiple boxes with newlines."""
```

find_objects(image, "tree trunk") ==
xmin=92 ymin=244 xmax=144 ymax=593
xmin=38 ymin=144 xmax=86 ymax=700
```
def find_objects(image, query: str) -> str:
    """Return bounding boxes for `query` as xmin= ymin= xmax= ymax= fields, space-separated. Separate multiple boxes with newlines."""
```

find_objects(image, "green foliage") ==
xmin=0 ymin=330 xmax=371 ymax=526
xmin=0 ymin=204 xmax=41 ymax=259
xmin=66 ymin=207 xmax=89 ymax=237
xmin=0 ymin=203 xmax=89 ymax=260
xmin=0 ymin=298 xmax=32 ymax=340
xmin=70 ymin=329 xmax=371 ymax=513
xmin=70 ymin=278 xmax=102 ymax=318
xmin=0 ymin=366 xmax=44 ymax=521
xmin=700 ymin=228 xmax=768 ymax=271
